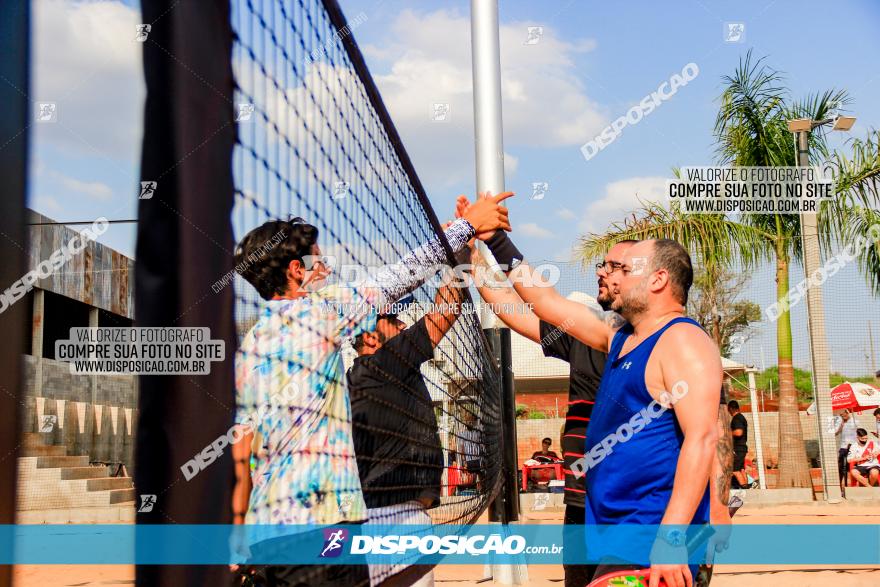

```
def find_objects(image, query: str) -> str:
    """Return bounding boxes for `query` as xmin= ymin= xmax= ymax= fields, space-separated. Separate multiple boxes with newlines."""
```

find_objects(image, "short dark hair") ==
xmin=857 ymin=428 xmax=868 ymax=437
xmin=234 ymin=217 xmax=318 ymax=300
xmin=728 ymin=400 xmax=740 ymax=410
xmin=874 ymin=408 xmax=880 ymax=417
xmin=650 ymin=239 xmax=693 ymax=305
xmin=541 ymin=437 xmax=552 ymax=444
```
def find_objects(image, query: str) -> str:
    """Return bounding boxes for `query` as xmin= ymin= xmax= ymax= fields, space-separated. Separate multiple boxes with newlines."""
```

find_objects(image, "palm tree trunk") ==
xmin=774 ymin=247 xmax=811 ymax=488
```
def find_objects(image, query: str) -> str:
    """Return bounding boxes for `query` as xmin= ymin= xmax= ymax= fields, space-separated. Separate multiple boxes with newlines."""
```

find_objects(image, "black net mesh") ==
xmin=230 ymin=0 xmax=502 ymax=581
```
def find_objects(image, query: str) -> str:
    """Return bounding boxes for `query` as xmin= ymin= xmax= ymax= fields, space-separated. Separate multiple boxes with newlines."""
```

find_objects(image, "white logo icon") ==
xmin=235 ymin=103 xmax=255 ymax=122
xmin=40 ymin=415 xmax=57 ymax=433
xmin=431 ymin=103 xmax=450 ymax=122
xmin=532 ymin=492 xmax=549 ymax=510
xmin=621 ymin=361 xmax=632 ymax=370
xmin=36 ymin=102 xmax=57 ymax=123
xmin=139 ymin=181 xmax=157 ymax=200
xmin=728 ymin=333 xmax=745 ymax=354
xmin=321 ymin=529 xmax=346 ymax=557
xmin=135 ymin=24 xmax=151 ymax=42
xmin=138 ymin=494 xmax=157 ymax=513
xmin=524 ymin=26 xmax=544 ymax=45
xmin=630 ymin=257 xmax=648 ymax=276
xmin=531 ymin=182 xmax=549 ymax=200
xmin=332 ymin=181 xmax=349 ymax=200
xmin=724 ymin=23 xmax=745 ymax=43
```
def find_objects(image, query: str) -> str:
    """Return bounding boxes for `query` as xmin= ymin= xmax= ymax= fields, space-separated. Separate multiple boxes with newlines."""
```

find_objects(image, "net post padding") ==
xmin=136 ymin=1 xmax=236 ymax=586
xmin=0 ymin=3 xmax=30 ymax=587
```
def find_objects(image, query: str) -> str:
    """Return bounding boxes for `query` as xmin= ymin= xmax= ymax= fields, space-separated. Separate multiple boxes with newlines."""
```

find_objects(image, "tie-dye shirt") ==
xmin=235 ymin=219 xmax=475 ymax=526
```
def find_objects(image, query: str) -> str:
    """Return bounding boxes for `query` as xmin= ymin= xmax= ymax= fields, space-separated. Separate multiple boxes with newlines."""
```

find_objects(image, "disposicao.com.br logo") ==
xmin=349 ymin=533 xmax=560 ymax=556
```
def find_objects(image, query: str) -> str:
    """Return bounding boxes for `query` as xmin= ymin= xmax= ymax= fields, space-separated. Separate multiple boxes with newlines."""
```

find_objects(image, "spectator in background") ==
xmin=728 ymin=400 xmax=749 ymax=489
xmin=872 ymin=408 xmax=880 ymax=439
xmin=833 ymin=408 xmax=859 ymax=490
xmin=847 ymin=428 xmax=880 ymax=487
xmin=531 ymin=437 xmax=560 ymax=462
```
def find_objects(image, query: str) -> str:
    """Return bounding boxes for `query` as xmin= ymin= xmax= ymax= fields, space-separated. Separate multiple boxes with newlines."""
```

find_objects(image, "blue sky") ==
xmin=26 ymin=0 xmax=880 ymax=376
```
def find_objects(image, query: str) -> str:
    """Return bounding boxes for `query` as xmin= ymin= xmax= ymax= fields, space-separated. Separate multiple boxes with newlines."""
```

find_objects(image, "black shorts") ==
xmin=856 ymin=464 xmax=880 ymax=476
xmin=732 ymin=449 xmax=747 ymax=472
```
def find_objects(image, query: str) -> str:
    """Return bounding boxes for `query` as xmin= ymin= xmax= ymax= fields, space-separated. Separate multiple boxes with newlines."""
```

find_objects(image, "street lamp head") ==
xmin=788 ymin=116 xmax=856 ymax=133
xmin=832 ymin=115 xmax=856 ymax=132
xmin=787 ymin=118 xmax=813 ymax=133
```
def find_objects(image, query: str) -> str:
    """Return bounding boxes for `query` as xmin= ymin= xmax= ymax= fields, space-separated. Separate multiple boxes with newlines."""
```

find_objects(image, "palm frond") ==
xmin=576 ymin=201 xmax=775 ymax=273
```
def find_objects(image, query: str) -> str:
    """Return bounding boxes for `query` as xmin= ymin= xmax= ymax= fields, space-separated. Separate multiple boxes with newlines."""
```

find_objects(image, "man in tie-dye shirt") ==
xmin=230 ymin=195 xmax=511 ymax=584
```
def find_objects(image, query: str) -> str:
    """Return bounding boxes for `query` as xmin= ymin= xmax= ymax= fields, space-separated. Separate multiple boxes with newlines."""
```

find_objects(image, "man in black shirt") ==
xmin=347 ymin=284 xmax=464 ymax=586
xmin=728 ymin=400 xmax=749 ymax=488
xmin=472 ymin=240 xmax=635 ymax=587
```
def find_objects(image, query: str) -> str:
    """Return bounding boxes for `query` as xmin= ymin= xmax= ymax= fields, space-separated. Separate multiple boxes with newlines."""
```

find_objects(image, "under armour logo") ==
xmin=621 ymin=361 xmax=632 ymax=370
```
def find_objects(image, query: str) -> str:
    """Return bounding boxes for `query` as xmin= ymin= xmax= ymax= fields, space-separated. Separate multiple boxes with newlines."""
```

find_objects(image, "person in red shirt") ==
xmin=532 ymin=437 xmax=561 ymax=462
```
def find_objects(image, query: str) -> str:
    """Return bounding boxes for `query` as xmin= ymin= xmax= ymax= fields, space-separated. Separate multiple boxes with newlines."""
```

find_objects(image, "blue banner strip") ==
xmin=1 ymin=524 xmax=878 ymax=565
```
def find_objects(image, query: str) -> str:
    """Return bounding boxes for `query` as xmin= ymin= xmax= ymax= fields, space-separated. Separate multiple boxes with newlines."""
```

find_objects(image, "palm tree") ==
xmin=578 ymin=51 xmax=880 ymax=488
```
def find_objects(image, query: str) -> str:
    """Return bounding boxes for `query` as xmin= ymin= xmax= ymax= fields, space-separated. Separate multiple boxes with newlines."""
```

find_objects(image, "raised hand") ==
xmin=457 ymin=192 xmax=513 ymax=239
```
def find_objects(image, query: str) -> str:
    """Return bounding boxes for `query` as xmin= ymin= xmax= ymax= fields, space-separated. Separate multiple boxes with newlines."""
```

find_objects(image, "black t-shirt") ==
xmin=731 ymin=412 xmax=748 ymax=453
xmin=347 ymin=317 xmax=443 ymax=509
xmin=539 ymin=320 xmax=606 ymax=508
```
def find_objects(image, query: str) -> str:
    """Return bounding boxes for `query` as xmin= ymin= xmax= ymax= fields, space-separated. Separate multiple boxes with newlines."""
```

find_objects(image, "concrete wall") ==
xmin=22 ymin=355 xmax=137 ymax=472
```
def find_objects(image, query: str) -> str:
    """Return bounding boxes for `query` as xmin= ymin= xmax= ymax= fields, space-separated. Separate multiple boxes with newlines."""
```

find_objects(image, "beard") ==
xmin=612 ymin=280 xmax=648 ymax=321
xmin=597 ymin=287 xmax=613 ymax=311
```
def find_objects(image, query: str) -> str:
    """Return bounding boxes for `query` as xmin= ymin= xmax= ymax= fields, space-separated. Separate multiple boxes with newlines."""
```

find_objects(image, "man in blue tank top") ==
xmin=481 ymin=232 xmax=722 ymax=587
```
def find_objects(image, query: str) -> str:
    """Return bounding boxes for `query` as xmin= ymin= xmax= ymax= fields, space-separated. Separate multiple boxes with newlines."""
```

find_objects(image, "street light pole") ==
xmin=791 ymin=123 xmax=843 ymax=502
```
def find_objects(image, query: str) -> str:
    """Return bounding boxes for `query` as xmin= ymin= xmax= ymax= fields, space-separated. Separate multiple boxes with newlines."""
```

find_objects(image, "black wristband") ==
xmin=484 ymin=230 xmax=524 ymax=272
xmin=453 ymin=246 xmax=471 ymax=267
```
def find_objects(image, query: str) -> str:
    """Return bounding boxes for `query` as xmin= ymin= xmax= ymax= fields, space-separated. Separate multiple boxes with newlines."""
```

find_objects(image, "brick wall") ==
xmin=516 ymin=391 xmax=567 ymax=419
xmin=515 ymin=417 xmax=565 ymax=468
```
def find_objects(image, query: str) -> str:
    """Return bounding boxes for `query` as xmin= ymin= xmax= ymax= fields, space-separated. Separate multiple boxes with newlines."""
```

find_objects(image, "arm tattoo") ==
xmin=715 ymin=405 xmax=733 ymax=505
xmin=603 ymin=310 xmax=626 ymax=330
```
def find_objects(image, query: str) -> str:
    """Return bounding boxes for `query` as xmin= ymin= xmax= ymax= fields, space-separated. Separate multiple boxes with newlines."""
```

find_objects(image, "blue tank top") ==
xmin=585 ymin=316 xmax=710 ymax=527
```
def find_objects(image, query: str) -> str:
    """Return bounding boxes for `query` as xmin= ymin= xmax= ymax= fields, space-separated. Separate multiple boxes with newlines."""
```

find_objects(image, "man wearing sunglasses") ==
xmin=458 ymin=194 xmax=721 ymax=587
xmin=230 ymin=193 xmax=511 ymax=586
xmin=466 ymin=235 xmax=634 ymax=587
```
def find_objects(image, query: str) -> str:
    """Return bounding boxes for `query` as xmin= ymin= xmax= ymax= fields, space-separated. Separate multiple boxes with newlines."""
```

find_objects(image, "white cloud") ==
xmin=366 ymin=10 xmax=603 ymax=188
xmin=551 ymin=246 xmax=575 ymax=262
xmin=33 ymin=195 xmax=63 ymax=216
xmin=503 ymin=152 xmax=519 ymax=177
xmin=578 ymin=176 xmax=668 ymax=235
xmin=32 ymin=0 xmax=144 ymax=162
xmin=52 ymin=171 xmax=113 ymax=200
xmin=519 ymin=222 xmax=553 ymax=239
xmin=556 ymin=207 xmax=576 ymax=220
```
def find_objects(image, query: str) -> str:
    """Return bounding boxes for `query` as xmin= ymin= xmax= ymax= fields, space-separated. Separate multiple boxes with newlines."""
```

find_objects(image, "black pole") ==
xmin=499 ymin=327 xmax=519 ymax=522
xmin=484 ymin=327 xmax=503 ymax=522
xmin=486 ymin=326 xmax=519 ymax=524
xmin=0 ymin=2 xmax=29 ymax=587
